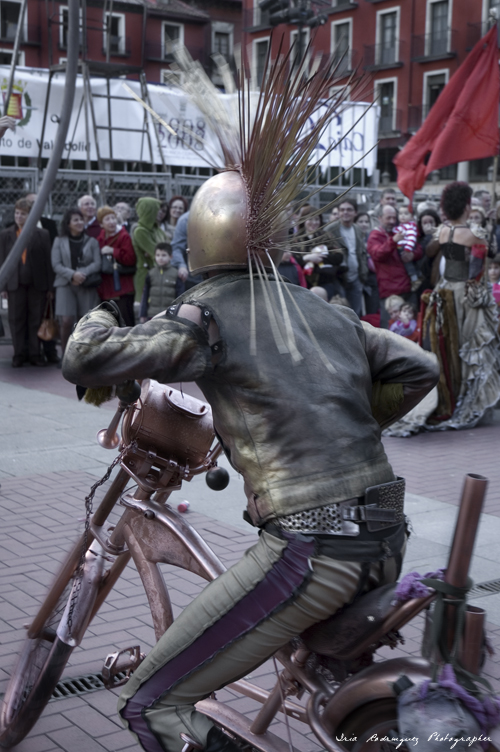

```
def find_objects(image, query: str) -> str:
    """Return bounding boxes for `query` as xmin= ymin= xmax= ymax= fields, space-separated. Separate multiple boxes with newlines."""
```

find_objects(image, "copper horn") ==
xmin=445 ymin=474 xmax=488 ymax=588
xmin=97 ymin=403 xmax=127 ymax=449
xmin=459 ymin=605 xmax=485 ymax=675
xmin=97 ymin=381 xmax=141 ymax=450
xmin=444 ymin=473 xmax=488 ymax=653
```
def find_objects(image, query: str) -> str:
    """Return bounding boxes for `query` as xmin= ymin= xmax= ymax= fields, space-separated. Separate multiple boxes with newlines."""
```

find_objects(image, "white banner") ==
xmin=0 ymin=67 xmax=378 ymax=174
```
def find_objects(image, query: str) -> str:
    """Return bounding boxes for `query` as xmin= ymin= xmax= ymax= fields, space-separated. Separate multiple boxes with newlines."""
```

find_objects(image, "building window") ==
xmin=429 ymin=0 xmax=449 ymax=56
xmin=290 ymin=28 xmax=309 ymax=72
xmin=0 ymin=47 xmax=23 ymax=64
xmin=214 ymin=31 xmax=230 ymax=57
xmin=104 ymin=13 xmax=125 ymax=55
xmin=424 ymin=71 xmax=447 ymax=115
xmin=212 ymin=21 xmax=233 ymax=60
xmin=376 ymin=79 xmax=397 ymax=133
xmin=332 ymin=20 xmax=351 ymax=76
xmin=253 ymin=0 xmax=269 ymax=28
xmin=162 ymin=22 xmax=183 ymax=58
xmin=378 ymin=11 xmax=398 ymax=65
xmin=254 ymin=38 xmax=269 ymax=88
xmin=59 ymin=6 xmax=83 ymax=49
xmin=0 ymin=1 xmax=21 ymax=41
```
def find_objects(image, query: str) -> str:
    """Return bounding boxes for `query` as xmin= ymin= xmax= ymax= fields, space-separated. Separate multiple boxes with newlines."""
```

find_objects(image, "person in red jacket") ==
xmin=96 ymin=206 xmax=137 ymax=326
xmin=367 ymin=204 xmax=422 ymax=328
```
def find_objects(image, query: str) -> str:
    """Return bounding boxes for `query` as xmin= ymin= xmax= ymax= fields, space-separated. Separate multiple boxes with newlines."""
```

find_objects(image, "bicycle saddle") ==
xmin=300 ymin=582 xmax=397 ymax=659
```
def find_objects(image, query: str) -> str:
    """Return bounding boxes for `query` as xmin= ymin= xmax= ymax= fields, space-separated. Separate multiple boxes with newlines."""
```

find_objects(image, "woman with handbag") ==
xmin=51 ymin=208 xmax=101 ymax=358
xmin=96 ymin=206 xmax=136 ymax=326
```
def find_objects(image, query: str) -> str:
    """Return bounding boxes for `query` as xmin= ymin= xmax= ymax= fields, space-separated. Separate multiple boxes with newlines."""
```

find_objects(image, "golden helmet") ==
xmin=187 ymin=171 xmax=285 ymax=275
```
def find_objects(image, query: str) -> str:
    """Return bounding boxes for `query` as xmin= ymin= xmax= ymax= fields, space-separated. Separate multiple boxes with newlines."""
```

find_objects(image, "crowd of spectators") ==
xmin=0 ymin=192 xmax=191 ymax=368
xmin=1 ymin=182 xmax=499 ymax=374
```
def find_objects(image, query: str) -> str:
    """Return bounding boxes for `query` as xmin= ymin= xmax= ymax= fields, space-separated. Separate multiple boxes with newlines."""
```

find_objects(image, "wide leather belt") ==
xmin=275 ymin=477 xmax=405 ymax=537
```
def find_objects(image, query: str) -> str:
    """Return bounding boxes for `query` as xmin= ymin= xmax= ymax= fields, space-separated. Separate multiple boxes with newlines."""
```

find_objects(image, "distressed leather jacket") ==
xmin=63 ymin=272 xmax=439 ymax=526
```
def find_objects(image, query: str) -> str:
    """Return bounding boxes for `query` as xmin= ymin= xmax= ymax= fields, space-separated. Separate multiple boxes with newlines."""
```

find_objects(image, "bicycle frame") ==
xmin=17 ymin=380 xmax=490 ymax=752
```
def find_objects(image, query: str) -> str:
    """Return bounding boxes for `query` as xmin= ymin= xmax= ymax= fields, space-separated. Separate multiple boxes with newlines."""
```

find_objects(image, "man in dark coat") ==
xmin=0 ymin=198 xmax=53 ymax=367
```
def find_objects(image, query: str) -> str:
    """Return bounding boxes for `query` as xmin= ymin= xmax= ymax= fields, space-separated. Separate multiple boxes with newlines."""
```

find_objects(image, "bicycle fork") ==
xmin=56 ymin=544 xmax=106 ymax=648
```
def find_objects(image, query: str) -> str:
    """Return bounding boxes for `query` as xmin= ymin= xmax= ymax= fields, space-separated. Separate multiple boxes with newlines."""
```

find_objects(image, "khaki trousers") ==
xmin=118 ymin=530 xmax=400 ymax=752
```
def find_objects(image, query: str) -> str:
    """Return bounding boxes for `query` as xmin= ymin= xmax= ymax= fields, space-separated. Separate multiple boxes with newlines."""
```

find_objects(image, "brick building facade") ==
xmin=0 ymin=0 xmax=242 ymax=85
xmin=243 ymin=0 xmax=500 ymax=188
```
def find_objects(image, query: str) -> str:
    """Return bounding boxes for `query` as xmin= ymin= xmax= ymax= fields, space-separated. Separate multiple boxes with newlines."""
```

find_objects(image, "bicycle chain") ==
xmin=67 ymin=440 xmax=137 ymax=638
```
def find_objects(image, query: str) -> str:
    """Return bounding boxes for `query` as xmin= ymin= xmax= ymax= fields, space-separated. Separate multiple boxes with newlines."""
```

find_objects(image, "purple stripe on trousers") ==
xmin=121 ymin=535 xmax=314 ymax=752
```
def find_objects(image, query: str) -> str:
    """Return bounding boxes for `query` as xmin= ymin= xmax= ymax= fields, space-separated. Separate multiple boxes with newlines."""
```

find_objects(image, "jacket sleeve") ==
xmin=171 ymin=214 xmax=188 ymax=269
xmin=51 ymin=237 xmax=74 ymax=284
xmin=62 ymin=305 xmax=212 ymax=387
xmin=361 ymin=322 xmax=440 ymax=429
xmin=366 ymin=229 xmax=396 ymax=262
xmin=133 ymin=226 xmax=156 ymax=266
xmin=113 ymin=230 xmax=136 ymax=266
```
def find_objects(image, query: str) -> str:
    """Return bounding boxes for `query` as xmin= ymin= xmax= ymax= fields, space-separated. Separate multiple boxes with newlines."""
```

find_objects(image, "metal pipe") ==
xmin=444 ymin=474 xmax=488 ymax=655
xmin=459 ymin=606 xmax=485 ymax=675
xmin=445 ymin=474 xmax=488 ymax=588
xmin=0 ymin=0 xmax=79 ymax=291
xmin=227 ymin=680 xmax=307 ymax=724
xmin=3 ymin=0 xmax=28 ymax=117
xmin=250 ymin=679 xmax=286 ymax=735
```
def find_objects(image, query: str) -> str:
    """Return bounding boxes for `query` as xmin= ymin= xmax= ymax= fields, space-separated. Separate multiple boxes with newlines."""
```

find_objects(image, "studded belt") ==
xmin=275 ymin=477 xmax=405 ymax=537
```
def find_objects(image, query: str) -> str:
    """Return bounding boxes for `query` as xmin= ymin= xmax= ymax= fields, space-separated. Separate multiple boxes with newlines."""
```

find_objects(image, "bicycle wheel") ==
xmin=0 ymin=573 xmax=75 ymax=749
xmin=335 ymin=698 xmax=406 ymax=752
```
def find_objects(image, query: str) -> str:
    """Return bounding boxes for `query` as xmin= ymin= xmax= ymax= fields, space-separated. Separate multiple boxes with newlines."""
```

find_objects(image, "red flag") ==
xmin=394 ymin=25 xmax=500 ymax=202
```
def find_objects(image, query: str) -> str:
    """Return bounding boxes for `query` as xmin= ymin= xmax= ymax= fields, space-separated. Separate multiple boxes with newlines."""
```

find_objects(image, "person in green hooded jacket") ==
xmin=132 ymin=197 xmax=167 ymax=302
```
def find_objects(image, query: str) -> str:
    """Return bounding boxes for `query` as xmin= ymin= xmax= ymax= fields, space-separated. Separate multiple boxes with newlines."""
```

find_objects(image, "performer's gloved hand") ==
xmin=97 ymin=299 xmax=127 ymax=327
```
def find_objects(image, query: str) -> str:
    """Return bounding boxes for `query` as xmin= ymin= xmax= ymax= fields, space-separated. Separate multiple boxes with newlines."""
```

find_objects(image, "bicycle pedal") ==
xmin=102 ymin=645 xmax=145 ymax=689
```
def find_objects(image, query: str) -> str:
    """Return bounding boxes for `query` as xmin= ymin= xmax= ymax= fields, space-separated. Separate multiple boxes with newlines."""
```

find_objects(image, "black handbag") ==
xmin=101 ymin=254 xmax=136 ymax=276
xmin=116 ymin=262 xmax=137 ymax=276
xmin=101 ymin=254 xmax=115 ymax=275
xmin=81 ymin=271 xmax=102 ymax=288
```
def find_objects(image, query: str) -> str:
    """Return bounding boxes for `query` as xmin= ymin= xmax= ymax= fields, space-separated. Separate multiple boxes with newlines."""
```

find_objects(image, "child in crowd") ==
xmin=139 ymin=242 xmax=179 ymax=322
xmin=384 ymin=294 xmax=405 ymax=328
xmin=389 ymin=303 xmax=417 ymax=339
xmin=394 ymin=206 xmax=422 ymax=291
xmin=488 ymin=253 xmax=500 ymax=311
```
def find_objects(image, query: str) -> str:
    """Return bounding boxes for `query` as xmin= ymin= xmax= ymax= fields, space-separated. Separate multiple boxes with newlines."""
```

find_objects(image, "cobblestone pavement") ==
xmin=1 ymin=344 xmax=500 ymax=751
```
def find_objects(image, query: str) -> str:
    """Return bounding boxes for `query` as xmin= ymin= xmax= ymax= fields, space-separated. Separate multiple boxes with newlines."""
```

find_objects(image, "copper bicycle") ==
xmin=0 ymin=378 xmax=491 ymax=752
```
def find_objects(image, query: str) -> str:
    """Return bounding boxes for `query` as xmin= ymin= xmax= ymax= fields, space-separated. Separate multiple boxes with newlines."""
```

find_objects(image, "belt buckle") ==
xmin=337 ymin=499 xmax=360 ymax=536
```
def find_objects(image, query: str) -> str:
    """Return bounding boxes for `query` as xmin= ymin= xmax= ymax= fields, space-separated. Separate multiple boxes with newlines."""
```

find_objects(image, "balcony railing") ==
xmin=0 ymin=23 xmax=41 ymax=45
xmin=466 ymin=21 xmax=490 ymax=49
xmin=146 ymin=42 xmax=205 ymax=65
xmin=412 ymin=29 xmax=457 ymax=60
xmin=102 ymin=36 xmax=132 ymax=57
xmin=145 ymin=40 xmax=179 ymax=61
xmin=332 ymin=48 xmax=360 ymax=78
xmin=363 ymin=40 xmax=404 ymax=69
xmin=243 ymin=7 xmax=270 ymax=29
xmin=378 ymin=108 xmax=401 ymax=136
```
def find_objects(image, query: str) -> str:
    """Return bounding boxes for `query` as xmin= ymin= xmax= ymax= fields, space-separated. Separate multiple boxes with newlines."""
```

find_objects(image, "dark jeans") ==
xmin=8 ymin=285 xmax=46 ymax=358
xmin=364 ymin=271 xmax=380 ymax=315
xmin=344 ymin=278 xmax=364 ymax=317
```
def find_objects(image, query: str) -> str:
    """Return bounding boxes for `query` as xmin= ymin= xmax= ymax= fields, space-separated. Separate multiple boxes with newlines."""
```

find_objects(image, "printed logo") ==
xmin=1 ymin=78 xmax=32 ymax=127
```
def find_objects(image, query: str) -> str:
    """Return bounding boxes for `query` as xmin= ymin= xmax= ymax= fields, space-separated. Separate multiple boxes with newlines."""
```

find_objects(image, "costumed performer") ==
xmin=62 ymin=46 xmax=439 ymax=752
